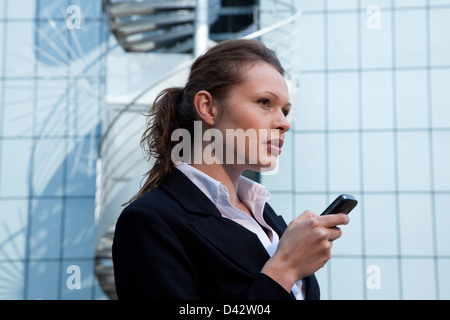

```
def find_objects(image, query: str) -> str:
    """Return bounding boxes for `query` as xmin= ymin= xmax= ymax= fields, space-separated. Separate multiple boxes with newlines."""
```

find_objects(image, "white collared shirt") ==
xmin=175 ymin=162 xmax=304 ymax=299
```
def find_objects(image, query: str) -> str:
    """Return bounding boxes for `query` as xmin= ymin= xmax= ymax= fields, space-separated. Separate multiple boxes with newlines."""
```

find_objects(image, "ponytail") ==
xmin=125 ymin=87 xmax=184 ymax=205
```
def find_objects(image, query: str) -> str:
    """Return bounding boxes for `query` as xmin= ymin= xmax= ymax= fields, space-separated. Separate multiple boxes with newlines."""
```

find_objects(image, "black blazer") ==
xmin=112 ymin=168 xmax=320 ymax=300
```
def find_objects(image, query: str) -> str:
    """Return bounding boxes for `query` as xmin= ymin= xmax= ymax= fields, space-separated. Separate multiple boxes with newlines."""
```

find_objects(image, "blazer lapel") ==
xmin=160 ymin=168 xmax=271 ymax=276
xmin=263 ymin=204 xmax=288 ymax=238
xmin=188 ymin=215 xmax=270 ymax=276
xmin=160 ymin=168 xmax=221 ymax=217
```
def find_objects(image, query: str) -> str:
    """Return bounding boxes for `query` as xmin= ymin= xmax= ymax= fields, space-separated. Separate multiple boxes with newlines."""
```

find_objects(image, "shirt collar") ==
xmin=175 ymin=162 xmax=271 ymax=227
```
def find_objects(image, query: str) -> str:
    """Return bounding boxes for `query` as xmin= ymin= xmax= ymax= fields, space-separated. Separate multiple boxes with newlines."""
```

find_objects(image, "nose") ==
xmin=275 ymin=111 xmax=291 ymax=133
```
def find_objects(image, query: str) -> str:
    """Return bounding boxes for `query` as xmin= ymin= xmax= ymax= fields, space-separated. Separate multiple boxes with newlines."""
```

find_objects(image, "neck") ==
xmin=190 ymin=162 xmax=244 ymax=209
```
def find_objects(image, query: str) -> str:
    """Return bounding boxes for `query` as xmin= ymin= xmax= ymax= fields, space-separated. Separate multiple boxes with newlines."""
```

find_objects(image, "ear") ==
xmin=193 ymin=90 xmax=217 ymax=126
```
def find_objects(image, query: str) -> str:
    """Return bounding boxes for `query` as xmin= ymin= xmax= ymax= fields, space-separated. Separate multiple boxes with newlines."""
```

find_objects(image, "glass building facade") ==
xmin=0 ymin=0 xmax=107 ymax=299
xmin=0 ymin=0 xmax=449 ymax=299
xmin=263 ymin=0 xmax=450 ymax=299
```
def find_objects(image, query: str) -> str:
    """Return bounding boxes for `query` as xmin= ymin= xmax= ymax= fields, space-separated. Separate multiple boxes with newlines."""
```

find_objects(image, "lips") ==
xmin=267 ymin=138 xmax=284 ymax=155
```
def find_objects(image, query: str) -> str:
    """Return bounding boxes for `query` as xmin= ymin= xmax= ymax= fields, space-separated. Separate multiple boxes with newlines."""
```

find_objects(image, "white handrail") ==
xmin=243 ymin=0 xmax=301 ymax=40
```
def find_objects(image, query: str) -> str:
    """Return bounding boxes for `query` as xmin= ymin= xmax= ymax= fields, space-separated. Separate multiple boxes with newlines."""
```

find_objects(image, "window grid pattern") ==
xmin=262 ymin=0 xmax=450 ymax=299
xmin=0 ymin=0 xmax=107 ymax=299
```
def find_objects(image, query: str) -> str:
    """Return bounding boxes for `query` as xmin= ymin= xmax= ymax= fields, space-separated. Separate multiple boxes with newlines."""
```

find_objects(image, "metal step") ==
xmin=106 ymin=0 xmax=196 ymax=53
xmin=111 ymin=12 xmax=195 ymax=36
xmin=108 ymin=0 xmax=196 ymax=18
xmin=161 ymin=37 xmax=194 ymax=53
xmin=121 ymin=25 xmax=195 ymax=52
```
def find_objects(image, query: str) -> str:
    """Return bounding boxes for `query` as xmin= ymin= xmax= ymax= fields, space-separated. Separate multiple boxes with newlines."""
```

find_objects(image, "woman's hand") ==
xmin=261 ymin=210 xmax=349 ymax=293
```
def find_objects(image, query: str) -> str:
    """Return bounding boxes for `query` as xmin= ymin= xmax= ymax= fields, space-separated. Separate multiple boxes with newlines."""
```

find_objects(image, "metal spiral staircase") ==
xmin=106 ymin=0 xmax=197 ymax=53
xmin=95 ymin=0 xmax=301 ymax=299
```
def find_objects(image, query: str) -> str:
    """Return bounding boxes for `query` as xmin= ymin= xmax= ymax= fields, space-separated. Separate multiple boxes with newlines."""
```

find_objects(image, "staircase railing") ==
xmin=95 ymin=0 xmax=301 ymax=299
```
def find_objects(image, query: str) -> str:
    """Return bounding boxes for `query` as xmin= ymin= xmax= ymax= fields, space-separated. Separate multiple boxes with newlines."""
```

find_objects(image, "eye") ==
xmin=282 ymin=108 xmax=289 ymax=117
xmin=258 ymin=98 xmax=270 ymax=108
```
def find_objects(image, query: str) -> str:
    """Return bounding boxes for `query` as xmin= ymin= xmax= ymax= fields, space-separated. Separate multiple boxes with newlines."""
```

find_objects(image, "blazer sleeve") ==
xmin=246 ymin=273 xmax=294 ymax=300
xmin=112 ymin=205 xmax=201 ymax=299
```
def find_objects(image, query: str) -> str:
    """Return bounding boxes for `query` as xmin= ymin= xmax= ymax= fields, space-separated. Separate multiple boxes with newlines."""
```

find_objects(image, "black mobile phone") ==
xmin=320 ymin=194 xmax=358 ymax=216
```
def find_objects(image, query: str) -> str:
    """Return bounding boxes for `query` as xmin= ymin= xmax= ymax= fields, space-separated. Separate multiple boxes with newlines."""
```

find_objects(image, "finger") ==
xmin=291 ymin=210 xmax=317 ymax=225
xmin=327 ymin=226 xmax=342 ymax=241
xmin=317 ymin=213 xmax=349 ymax=228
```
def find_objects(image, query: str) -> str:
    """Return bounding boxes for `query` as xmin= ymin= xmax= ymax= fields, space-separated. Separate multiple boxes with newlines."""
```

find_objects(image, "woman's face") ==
xmin=214 ymin=61 xmax=291 ymax=172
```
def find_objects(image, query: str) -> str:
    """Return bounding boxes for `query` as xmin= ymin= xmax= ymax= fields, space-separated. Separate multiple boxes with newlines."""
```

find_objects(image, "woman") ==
xmin=112 ymin=39 xmax=349 ymax=300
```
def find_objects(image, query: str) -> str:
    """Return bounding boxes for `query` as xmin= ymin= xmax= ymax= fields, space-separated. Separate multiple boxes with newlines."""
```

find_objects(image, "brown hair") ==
xmin=127 ymin=39 xmax=285 ymax=204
